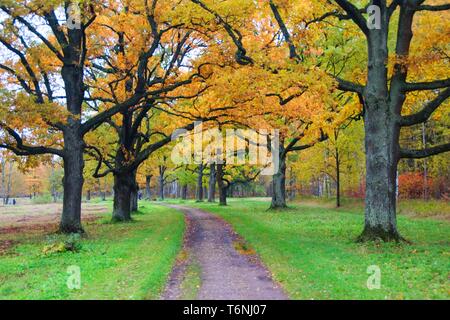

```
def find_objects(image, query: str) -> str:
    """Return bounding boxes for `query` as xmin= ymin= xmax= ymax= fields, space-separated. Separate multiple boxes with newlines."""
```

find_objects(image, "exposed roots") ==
xmin=111 ymin=215 xmax=133 ymax=223
xmin=356 ymin=226 xmax=411 ymax=244
xmin=59 ymin=224 xmax=85 ymax=235
xmin=267 ymin=204 xmax=289 ymax=211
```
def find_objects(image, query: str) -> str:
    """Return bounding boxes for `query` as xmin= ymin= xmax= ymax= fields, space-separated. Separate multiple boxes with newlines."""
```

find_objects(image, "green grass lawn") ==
xmin=0 ymin=203 xmax=184 ymax=300
xmin=294 ymin=195 xmax=450 ymax=220
xmin=171 ymin=198 xmax=449 ymax=300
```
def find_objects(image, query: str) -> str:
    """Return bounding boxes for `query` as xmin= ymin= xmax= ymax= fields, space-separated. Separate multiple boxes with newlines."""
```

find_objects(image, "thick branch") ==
xmin=400 ymin=143 xmax=450 ymax=159
xmin=335 ymin=76 xmax=365 ymax=94
xmin=190 ymin=0 xmax=253 ymax=65
xmin=400 ymin=88 xmax=450 ymax=126
xmin=334 ymin=0 xmax=369 ymax=36
xmin=416 ymin=4 xmax=450 ymax=11
xmin=403 ymin=78 xmax=450 ymax=92
xmin=269 ymin=0 xmax=302 ymax=61
xmin=0 ymin=7 xmax=64 ymax=61
xmin=0 ymin=124 xmax=63 ymax=157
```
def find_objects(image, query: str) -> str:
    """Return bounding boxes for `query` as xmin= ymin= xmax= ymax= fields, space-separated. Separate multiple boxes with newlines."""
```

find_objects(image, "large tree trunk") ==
xmin=196 ymin=163 xmax=204 ymax=202
xmin=216 ymin=163 xmax=227 ymax=206
xmin=112 ymin=171 xmax=133 ymax=222
xmin=59 ymin=44 xmax=86 ymax=233
xmin=145 ymin=175 xmax=152 ymax=200
xmin=358 ymin=13 xmax=403 ymax=242
xmin=60 ymin=133 xmax=85 ymax=234
xmin=270 ymin=152 xmax=287 ymax=209
xmin=208 ymin=163 xmax=216 ymax=202
xmin=359 ymin=101 xmax=401 ymax=242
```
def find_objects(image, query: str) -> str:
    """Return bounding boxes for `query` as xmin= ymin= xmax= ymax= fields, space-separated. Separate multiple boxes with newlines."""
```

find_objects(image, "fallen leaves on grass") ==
xmin=233 ymin=240 xmax=256 ymax=256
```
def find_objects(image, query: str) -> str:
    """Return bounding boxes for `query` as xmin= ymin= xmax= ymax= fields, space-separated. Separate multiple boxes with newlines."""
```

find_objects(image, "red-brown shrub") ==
xmin=398 ymin=172 xmax=433 ymax=199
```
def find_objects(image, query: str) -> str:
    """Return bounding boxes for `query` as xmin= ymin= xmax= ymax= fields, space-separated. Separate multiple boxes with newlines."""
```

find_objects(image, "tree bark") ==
xmin=216 ymin=163 xmax=227 ymax=206
xmin=86 ymin=189 xmax=91 ymax=201
xmin=270 ymin=152 xmax=287 ymax=209
xmin=112 ymin=171 xmax=133 ymax=222
xmin=59 ymin=50 xmax=86 ymax=233
xmin=196 ymin=163 xmax=204 ymax=202
xmin=145 ymin=175 xmax=152 ymax=200
xmin=359 ymin=102 xmax=401 ymax=241
xmin=357 ymin=13 xmax=403 ymax=242
xmin=208 ymin=163 xmax=216 ymax=202
xmin=60 ymin=132 xmax=85 ymax=234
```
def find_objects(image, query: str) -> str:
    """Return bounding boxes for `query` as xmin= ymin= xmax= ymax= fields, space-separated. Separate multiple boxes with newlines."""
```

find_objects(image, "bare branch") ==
xmin=400 ymin=143 xmax=450 ymax=159
xmin=334 ymin=0 xmax=369 ymax=36
xmin=400 ymin=88 xmax=450 ymax=126
xmin=416 ymin=4 xmax=450 ymax=11
xmin=335 ymin=76 xmax=365 ymax=94
xmin=190 ymin=0 xmax=253 ymax=65
xmin=0 ymin=124 xmax=63 ymax=157
xmin=269 ymin=0 xmax=302 ymax=61
xmin=403 ymin=78 xmax=450 ymax=92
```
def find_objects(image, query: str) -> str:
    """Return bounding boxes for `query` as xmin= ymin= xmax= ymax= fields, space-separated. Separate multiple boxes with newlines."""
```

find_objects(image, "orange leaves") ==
xmin=398 ymin=172 xmax=433 ymax=199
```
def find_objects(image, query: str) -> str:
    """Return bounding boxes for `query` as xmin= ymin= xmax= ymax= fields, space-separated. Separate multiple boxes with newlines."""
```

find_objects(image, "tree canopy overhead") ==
xmin=0 ymin=0 xmax=448 ymax=242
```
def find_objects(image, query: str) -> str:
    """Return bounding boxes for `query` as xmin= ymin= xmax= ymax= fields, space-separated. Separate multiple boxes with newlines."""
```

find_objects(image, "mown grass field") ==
xmin=1 ymin=197 xmax=448 ymax=300
xmin=292 ymin=196 xmax=450 ymax=220
xmin=0 ymin=203 xmax=184 ymax=300
xmin=170 ymin=198 xmax=450 ymax=300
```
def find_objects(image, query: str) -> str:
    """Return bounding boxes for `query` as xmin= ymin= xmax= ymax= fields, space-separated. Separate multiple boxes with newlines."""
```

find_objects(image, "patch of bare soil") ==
xmin=161 ymin=205 xmax=288 ymax=300
xmin=0 ymin=239 xmax=17 ymax=255
xmin=0 ymin=203 xmax=108 ymax=254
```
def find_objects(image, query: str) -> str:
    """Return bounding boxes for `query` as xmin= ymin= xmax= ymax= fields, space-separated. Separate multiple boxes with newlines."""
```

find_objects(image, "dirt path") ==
xmin=161 ymin=205 xmax=288 ymax=300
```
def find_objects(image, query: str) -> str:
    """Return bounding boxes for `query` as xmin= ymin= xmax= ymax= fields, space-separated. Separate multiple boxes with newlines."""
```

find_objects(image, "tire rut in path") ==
xmin=161 ymin=204 xmax=288 ymax=300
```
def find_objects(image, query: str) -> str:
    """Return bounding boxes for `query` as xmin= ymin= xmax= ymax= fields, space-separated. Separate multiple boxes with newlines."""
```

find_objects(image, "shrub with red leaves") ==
xmin=398 ymin=172 xmax=433 ymax=199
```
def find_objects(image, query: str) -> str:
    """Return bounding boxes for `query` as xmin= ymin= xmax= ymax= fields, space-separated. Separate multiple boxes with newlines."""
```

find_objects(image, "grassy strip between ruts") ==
xmin=179 ymin=256 xmax=202 ymax=300
xmin=0 ymin=203 xmax=184 ymax=300
xmin=170 ymin=198 xmax=450 ymax=300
